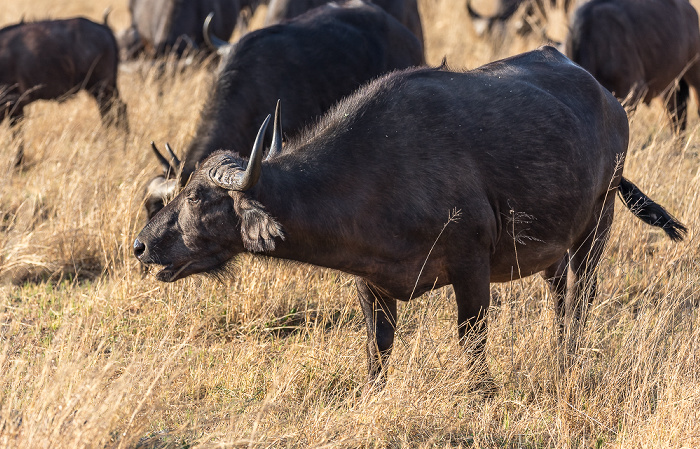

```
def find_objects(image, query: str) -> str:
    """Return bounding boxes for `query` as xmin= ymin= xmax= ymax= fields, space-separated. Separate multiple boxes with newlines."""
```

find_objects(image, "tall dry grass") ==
xmin=1 ymin=0 xmax=699 ymax=447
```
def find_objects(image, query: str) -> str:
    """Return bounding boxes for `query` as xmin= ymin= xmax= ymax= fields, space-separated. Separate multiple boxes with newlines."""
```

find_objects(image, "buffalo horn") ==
xmin=103 ymin=7 xmax=112 ymax=26
xmin=211 ymin=115 xmax=270 ymax=191
xmin=151 ymin=141 xmax=176 ymax=176
xmin=266 ymin=100 xmax=283 ymax=160
xmin=203 ymin=12 xmax=230 ymax=51
xmin=165 ymin=143 xmax=181 ymax=168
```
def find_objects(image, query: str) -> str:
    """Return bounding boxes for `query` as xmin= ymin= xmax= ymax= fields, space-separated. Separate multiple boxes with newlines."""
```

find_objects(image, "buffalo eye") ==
xmin=187 ymin=193 xmax=201 ymax=205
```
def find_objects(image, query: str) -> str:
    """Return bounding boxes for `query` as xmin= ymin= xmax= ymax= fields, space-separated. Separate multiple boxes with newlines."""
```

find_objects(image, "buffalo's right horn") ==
xmin=210 ymin=115 xmax=270 ymax=191
xmin=266 ymin=100 xmax=283 ymax=160
xmin=203 ymin=12 xmax=230 ymax=51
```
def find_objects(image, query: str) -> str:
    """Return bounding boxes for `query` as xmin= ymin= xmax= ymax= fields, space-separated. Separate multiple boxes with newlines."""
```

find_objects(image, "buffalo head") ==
xmin=135 ymin=111 xmax=285 ymax=281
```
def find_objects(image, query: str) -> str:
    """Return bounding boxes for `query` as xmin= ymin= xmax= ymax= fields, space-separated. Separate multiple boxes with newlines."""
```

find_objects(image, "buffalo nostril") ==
xmin=133 ymin=238 xmax=146 ymax=259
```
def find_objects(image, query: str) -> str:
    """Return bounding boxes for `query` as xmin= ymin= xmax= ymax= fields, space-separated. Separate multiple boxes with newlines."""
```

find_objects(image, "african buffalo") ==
xmin=134 ymin=47 xmax=686 ymax=389
xmin=0 ymin=17 xmax=128 ymax=164
xmin=122 ymin=0 xmax=240 ymax=58
xmin=467 ymin=0 xmax=571 ymax=37
xmin=565 ymin=0 xmax=700 ymax=132
xmin=145 ymin=0 xmax=424 ymax=219
xmin=264 ymin=0 xmax=424 ymax=45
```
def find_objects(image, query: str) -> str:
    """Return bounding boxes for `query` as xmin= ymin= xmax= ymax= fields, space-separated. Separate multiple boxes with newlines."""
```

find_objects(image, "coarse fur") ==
xmin=143 ymin=0 xmax=424 ymax=220
xmin=134 ymin=47 xmax=685 ymax=388
xmin=565 ymin=0 xmax=700 ymax=132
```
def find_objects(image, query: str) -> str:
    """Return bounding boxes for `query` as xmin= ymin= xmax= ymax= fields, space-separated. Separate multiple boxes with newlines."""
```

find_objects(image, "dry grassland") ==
xmin=1 ymin=0 xmax=699 ymax=447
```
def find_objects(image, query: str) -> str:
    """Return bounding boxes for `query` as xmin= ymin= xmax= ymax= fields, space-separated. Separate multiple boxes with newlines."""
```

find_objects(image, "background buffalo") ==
xmin=0 ymin=16 xmax=128 ymax=164
xmin=121 ymin=0 xmax=240 ymax=58
xmin=565 ymin=0 xmax=700 ymax=132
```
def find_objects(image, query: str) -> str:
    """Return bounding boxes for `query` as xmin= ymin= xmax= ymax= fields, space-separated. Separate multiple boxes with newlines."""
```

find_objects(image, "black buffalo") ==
xmin=467 ymin=0 xmax=572 ymax=37
xmin=565 ymin=0 xmax=700 ymax=132
xmin=145 ymin=0 xmax=424 ymax=219
xmin=264 ymin=0 xmax=423 ymax=45
xmin=121 ymin=0 xmax=240 ymax=58
xmin=0 ymin=17 xmax=128 ymax=164
xmin=134 ymin=47 xmax=686 ymax=389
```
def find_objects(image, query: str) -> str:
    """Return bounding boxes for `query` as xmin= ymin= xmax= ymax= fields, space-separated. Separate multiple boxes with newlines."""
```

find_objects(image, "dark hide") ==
xmin=0 ymin=18 xmax=128 ymax=164
xmin=124 ymin=0 xmax=240 ymax=58
xmin=565 ymin=0 xmax=700 ymax=132
xmin=264 ymin=0 xmax=424 ymax=46
xmin=143 ymin=0 xmax=424 ymax=220
xmin=134 ymin=47 xmax=686 ymax=388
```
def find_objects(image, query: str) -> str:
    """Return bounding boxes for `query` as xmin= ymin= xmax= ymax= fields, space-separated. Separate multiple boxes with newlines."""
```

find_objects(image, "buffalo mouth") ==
xmin=153 ymin=261 xmax=196 ymax=282
xmin=149 ymin=254 xmax=231 ymax=283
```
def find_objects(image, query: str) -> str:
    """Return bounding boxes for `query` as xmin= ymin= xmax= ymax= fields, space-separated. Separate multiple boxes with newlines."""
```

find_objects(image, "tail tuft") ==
xmin=618 ymin=177 xmax=687 ymax=242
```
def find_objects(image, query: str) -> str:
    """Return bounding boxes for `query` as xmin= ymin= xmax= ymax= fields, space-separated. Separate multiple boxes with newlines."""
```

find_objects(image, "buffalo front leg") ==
xmin=356 ymin=277 xmax=397 ymax=391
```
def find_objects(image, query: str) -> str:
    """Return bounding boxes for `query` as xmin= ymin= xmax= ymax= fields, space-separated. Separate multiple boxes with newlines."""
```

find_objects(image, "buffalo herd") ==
xmin=1 ymin=0 xmax=696 ymax=390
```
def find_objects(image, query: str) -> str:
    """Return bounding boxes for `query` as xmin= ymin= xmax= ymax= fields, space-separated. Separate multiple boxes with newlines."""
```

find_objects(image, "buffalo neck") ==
xmin=250 ymin=148 xmax=380 ymax=275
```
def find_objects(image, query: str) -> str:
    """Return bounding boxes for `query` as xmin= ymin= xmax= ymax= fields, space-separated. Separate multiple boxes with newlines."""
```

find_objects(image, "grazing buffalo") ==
xmin=134 ymin=47 xmax=686 ymax=389
xmin=145 ymin=0 xmax=424 ymax=219
xmin=0 ymin=17 xmax=128 ymax=164
xmin=264 ymin=0 xmax=423 ymax=45
xmin=467 ymin=0 xmax=572 ymax=37
xmin=122 ymin=0 xmax=240 ymax=58
xmin=565 ymin=0 xmax=700 ymax=132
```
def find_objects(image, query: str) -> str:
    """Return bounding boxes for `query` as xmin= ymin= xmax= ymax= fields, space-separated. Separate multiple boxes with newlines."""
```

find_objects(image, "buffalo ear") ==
xmin=233 ymin=196 xmax=285 ymax=253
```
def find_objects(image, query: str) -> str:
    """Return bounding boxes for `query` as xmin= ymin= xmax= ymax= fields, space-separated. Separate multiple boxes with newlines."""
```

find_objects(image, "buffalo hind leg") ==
xmin=562 ymin=201 xmax=614 ymax=353
xmin=452 ymin=261 xmax=492 ymax=391
xmin=356 ymin=277 xmax=397 ymax=392
xmin=682 ymin=62 xmax=700 ymax=131
xmin=666 ymin=78 xmax=689 ymax=133
xmin=542 ymin=253 xmax=569 ymax=346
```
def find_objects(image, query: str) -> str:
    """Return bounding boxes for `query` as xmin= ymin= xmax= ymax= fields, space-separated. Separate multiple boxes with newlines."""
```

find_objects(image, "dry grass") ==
xmin=1 ymin=0 xmax=700 ymax=447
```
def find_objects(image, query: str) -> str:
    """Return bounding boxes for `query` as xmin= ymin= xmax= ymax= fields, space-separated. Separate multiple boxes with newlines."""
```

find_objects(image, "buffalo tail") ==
xmin=618 ymin=177 xmax=687 ymax=242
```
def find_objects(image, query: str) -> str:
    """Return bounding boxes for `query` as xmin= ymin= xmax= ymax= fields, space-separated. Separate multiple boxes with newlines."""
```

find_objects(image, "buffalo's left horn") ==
xmin=211 ymin=114 xmax=270 ymax=191
xmin=103 ymin=7 xmax=112 ymax=26
xmin=165 ymin=143 xmax=181 ymax=168
xmin=203 ymin=12 xmax=230 ymax=51
xmin=266 ymin=100 xmax=283 ymax=160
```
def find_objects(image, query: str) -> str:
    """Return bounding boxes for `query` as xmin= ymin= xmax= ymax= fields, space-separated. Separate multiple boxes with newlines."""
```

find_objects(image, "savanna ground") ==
xmin=1 ymin=0 xmax=699 ymax=447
